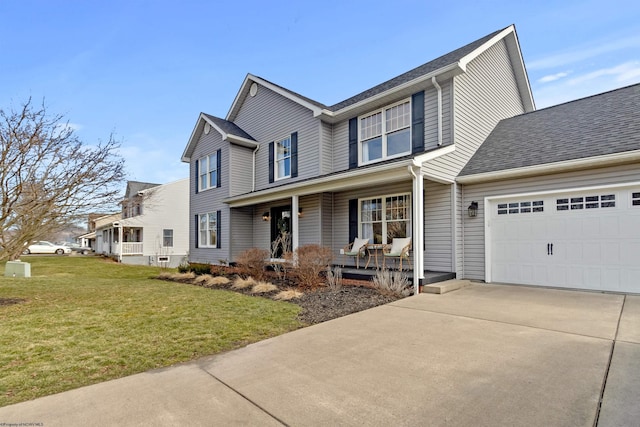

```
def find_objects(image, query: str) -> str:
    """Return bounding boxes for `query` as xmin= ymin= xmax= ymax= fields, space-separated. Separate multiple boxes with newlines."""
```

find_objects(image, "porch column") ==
xmin=291 ymin=195 xmax=299 ymax=255
xmin=410 ymin=164 xmax=425 ymax=290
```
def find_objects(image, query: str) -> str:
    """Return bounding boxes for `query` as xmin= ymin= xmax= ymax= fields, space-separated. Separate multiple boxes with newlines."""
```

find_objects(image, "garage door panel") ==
xmin=490 ymin=187 xmax=639 ymax=293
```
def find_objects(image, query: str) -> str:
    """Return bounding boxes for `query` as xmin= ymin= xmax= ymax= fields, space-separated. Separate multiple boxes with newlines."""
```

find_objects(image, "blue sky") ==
xmin=1 ymin=0 xmax=639 ymax=184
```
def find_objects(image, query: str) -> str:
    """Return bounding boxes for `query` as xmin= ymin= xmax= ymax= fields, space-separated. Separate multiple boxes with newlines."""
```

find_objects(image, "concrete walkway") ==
xmin=1 ymin=284 xmax=638 ymax=426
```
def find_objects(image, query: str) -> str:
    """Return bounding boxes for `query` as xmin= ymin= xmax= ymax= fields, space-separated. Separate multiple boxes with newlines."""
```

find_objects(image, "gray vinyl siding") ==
xmin=232 ymin=84 xmax=320 ymax=190
xmin=321 ymin=193 xmax=334 ymax=248
xmin=299 ymin=194 xmax=321 ymax=246
xmin=460 ymin=164 xmax=640 ymax=281
xmin=230 ymin=206 xmax=253 ymax=261
xmin=229 ymin=145 xmax=254 ymax=196
xmin=189 ymin=131 xmax=231 ymax=264
xmin=332 ymin=181 xmax=412 ymax=267
xmin=332 ymin=120 xmax=349 ymax=172
xmin=424 ymin=80 xmax=453 ymax=150
xmin=424 ymin=180 xmax=454 ymax=272
xmin=320 ymin=121 xmax=333 ymax=175
xmin=425 ymin=39 xmax=525 ymax=182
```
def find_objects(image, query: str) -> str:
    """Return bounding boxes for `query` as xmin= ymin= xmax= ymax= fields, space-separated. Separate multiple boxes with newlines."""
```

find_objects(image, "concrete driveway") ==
xmin=1 ymin=283 xmax=638 ymax=426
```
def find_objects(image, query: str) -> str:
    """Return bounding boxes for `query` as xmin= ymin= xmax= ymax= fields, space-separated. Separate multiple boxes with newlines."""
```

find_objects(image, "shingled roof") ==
xmin=328 ymin=27 xmax=507 ymax=111
xmin=203 ymin=113 xmax=255 ymax=141
xmin=459 ymin=83 xmax=640 ymax=177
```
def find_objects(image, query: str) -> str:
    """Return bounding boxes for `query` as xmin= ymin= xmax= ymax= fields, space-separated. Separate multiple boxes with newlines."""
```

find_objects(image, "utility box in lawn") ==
xmin=4 ymin=261 xmax=31 ymax=278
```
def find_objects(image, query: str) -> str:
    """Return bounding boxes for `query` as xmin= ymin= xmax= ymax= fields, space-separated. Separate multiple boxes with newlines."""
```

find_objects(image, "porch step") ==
xmin=422 ymin=279 xmax=471 ymax=294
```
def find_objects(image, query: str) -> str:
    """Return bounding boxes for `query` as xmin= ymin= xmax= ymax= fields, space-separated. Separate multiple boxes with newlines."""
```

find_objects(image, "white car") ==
xmin=23 ymin=241 xmax=72 ymax=255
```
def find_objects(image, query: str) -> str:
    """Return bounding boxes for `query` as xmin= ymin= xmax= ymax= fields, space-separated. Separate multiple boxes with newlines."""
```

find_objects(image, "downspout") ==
xmin=252 ymin=145 xmax=260 ymax=192
xmin=431 ymin=76 xmax=443 ymax=146
xmin=407 ymin=164 xmax=423 ymax=296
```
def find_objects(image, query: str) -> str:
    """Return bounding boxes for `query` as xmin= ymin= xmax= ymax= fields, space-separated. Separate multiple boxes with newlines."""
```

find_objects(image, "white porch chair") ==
xmin=382 ymin=237 xmax=412 ymax=270
xmin=343 ymin=237 xmax=370 ymax=269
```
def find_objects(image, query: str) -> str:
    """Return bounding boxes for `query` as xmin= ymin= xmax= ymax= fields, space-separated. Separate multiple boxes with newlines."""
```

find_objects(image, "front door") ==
xmin=270 ymin=205 xmax=292 ymax=258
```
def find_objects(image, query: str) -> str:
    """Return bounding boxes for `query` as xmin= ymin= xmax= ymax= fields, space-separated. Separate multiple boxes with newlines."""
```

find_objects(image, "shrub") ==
xmin=194 ymin=274 xmax=230 ymax=288
xmin=178 ymin=262 xmax=212 ymax=276
xmin=273 ymin=289 xmax=304 ymax=301
xmin=371 ymin=269 xmax=412 ymax=297
xmin=251 ymin=281 xmax=278 ymax=294
xmin=326 ymin=266 xmax=343 ymax=292
xmin=232 ymin=276 xmax=257 ymax=290
xmin=236 ymin=248 xmax=270 ymax=279
xmin=291 ymin=244 xmax=333 ymax=288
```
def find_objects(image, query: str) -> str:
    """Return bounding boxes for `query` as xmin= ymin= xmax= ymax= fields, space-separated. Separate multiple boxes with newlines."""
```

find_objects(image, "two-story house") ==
xmin=96 ymin=179 xmax=189 ymax=267
xmin=182 ymin=24 xmax=640 ymax=294
xmin=182 ymin=25 xmax=533 ymax=286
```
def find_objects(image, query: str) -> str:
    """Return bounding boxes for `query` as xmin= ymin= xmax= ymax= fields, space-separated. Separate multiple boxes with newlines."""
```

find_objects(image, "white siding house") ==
xmin=96 ymin=179 xmax=189 ymax=268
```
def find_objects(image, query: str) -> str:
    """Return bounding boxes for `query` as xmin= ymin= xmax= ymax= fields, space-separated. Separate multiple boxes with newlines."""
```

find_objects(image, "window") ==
xmin=162 ymin=229 xmax=173 ymax=247
xmin=198 ymin=152 xmax=218 ymax=191
xmin=497 ymin=200 xmax=544 ymax=215
xmin=360 ymin=194 xmax=411 ymax=244
xmin=633 ymin=192 xmax=640 ymax=206
xmin=275 ymin=136 xmax=291 ymax=179
xmin=360 ymin=100 xmax=411 ymax=164
xmin=557 ymin=194 xmax=615 ymax=211
xmin=198 ymin=213 xmax=217 ymax=247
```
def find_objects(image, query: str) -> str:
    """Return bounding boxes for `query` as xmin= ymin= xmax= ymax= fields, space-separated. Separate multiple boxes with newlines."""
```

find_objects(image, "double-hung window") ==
xmin=162 ymin=229 xmax=173 ymax=247
xmin=198 ymin=152 xmax=218 ymax=191
xmin=198 ymin=213 xmax=218 ymax=248
xmin=275 ymin=136 xmax=291 ymax=180
xmin=360 ymin=100 xmax=411 ymax=164
xmin=360 ymin=194 xmax=411 ymax=244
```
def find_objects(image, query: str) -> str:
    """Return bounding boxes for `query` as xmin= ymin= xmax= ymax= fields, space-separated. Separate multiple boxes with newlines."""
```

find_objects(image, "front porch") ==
xmin=340 ymin=267 xmax=455 ymax=285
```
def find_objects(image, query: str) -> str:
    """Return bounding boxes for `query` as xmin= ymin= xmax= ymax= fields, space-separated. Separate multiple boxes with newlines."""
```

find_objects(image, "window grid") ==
xmin=557 ymin=194 xmax=615 ymax=211
xmin=360 ymin=100 xmax=411 ymax=164
xmin=360 ymin=194 xmax=411 ymax=244
xmin=632 ymin=192 xmax=640 ymax=206
xmin=497 ymin=200 xmax=544 ymax=215
xmin=198 ymin=153 xmax=218 ymax=191
xmin=276 ymin=137 xmax=291 ymax=179
xmin=198 ymin=213 xmax=217 ymax=247
xmin=162 ymin=229 xmax=173 ymax=247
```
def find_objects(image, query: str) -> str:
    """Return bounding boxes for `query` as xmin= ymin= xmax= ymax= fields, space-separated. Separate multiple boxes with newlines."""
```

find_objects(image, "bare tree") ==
xmin=0 ymin=98 xmax=126 ymax=261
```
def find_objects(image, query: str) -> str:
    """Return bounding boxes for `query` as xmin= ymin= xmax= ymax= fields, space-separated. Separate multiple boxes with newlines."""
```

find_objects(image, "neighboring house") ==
xmin=77 ymin=213 xmax=111 ymax=249
xmin=181 ymin=24 xmax=639 ymax=294
xmin=95 ymin=179 xmax=189 ymax=267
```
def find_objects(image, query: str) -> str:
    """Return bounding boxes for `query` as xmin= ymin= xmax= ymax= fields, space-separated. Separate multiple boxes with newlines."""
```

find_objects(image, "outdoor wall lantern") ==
xmin=262 ymin=212 xmax=271 ymax=222
xmin=298 ymin=208 xmax=303 ymax=217
xmin=468 ymin=201 xmax=478 ymax=218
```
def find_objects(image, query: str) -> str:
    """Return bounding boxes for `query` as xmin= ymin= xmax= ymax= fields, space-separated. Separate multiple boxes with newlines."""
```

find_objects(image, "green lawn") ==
xmin=0 ymin=256 xmax=302 ymax=407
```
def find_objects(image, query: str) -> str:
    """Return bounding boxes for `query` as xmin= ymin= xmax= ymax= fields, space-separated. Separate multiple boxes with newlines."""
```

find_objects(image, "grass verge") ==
xmin=0 ymin=256 xmax=302 ymax=407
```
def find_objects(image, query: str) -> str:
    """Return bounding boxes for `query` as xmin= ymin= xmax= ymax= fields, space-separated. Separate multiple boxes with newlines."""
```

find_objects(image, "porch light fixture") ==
xmin=262 ymin=212 xmax=270 ymax=222
xmin=468 ymin=201 xmax=478 ymax=218
xmin=298 ymin=208 xmax=303 ymax=217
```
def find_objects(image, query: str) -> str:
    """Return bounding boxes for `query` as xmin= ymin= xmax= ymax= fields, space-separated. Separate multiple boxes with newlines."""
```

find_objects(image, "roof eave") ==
xmin=316 ymin=63 xmax=465 ymax=122
xmin=456 ymin=150 xmax=640 ymax=184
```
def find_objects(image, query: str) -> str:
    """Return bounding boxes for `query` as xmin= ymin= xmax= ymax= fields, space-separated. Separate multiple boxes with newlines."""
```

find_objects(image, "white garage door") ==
xmin=489 ymin=186 xmax=640 ymax=293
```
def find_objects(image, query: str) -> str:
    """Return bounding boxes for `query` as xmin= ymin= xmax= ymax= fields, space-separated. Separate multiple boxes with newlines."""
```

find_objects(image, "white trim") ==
xmin=358 ymin=192 xmax=412 ymax=245
xmin=483 ymin=180 xmax=640 ymax=283
xmin=226 ymin=145 xmax=455 ymax=207
xmin=358 ymin=98 xmax=412 ymax=166
xmin=457 ymin=149 xmax=640 ymax=184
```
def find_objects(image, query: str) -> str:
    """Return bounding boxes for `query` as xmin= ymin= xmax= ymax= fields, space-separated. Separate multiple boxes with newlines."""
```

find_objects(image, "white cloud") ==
xmin=117 ymin=139 xmax=188 ymax=185
xmin=566 ymin=61 xmax=640 ymax=85
xmin=527 ymin=34 xmax=640 ymax=71
xmin=538 ymin=72 xmax=570 ymax=83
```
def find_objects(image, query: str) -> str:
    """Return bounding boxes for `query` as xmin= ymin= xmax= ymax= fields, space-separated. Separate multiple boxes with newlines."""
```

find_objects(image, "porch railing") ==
xmin=116 ymin=242 xmax=143 ymax=255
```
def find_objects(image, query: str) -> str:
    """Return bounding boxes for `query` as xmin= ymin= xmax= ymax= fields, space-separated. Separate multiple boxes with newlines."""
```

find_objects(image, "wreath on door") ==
xmin=277 ymin=216 xmax=290 ymax=234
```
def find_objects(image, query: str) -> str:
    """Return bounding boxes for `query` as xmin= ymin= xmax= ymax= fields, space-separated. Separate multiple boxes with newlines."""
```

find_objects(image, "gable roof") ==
xmin=124 ymin=181 xmax=160 ymax=198
xmin=182 ymin=113 xmax=257 ymax=162
xmin=226 ymin=25 xmax=533 ymax=123
xmin=458 ymin=83 xmax=640 ymax=181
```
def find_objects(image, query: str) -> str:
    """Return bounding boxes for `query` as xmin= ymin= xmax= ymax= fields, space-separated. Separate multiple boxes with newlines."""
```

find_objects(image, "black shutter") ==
xmin=348 ymin=199 xmax=358 ymax=243
xmin=348 ymin=118 xmax=358 ymax=169
xmin=216 ymin=210 xmax=221 ymax=249
xmin=268 ymin=141 xmax=274 ymax=183
xmin=290 ymin=132 xmax=298 ymax=178
xmin=194 ymin=159 xmax=199 ymax=194
xmin=216 ymin=149 xmax=221 ymax=187
xmin=194 ymin=215 xmax=199 ymax=248
xmin=412 ymin=91 xmax=425 ymax=154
